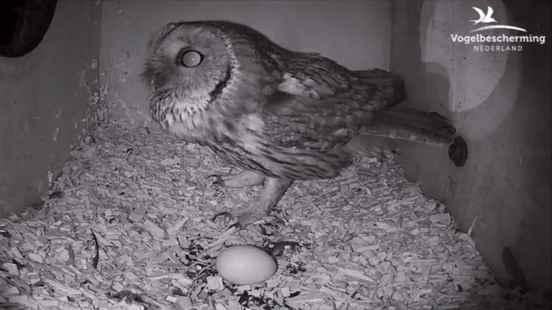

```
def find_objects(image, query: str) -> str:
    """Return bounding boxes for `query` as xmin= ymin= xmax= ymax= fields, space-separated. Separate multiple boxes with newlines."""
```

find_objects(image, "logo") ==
xmin=470 ymin=6 xmax=526 ymax=33
xmin=450 ymin=5 xmax=546 ymax=52
xmin=471 ymin=6 xmax=497 ymax=25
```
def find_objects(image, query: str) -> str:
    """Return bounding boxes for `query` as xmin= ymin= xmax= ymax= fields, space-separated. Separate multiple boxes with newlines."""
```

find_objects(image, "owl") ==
xmin=143 ymin=21 xmax=466 ymax=226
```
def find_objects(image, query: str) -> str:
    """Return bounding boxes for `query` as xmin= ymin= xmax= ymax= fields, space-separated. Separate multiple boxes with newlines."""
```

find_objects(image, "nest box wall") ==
xmin=391 ymin=0 xmax=551 ymax=292
xmin=0 ymin=0 xmax=101 ymax=217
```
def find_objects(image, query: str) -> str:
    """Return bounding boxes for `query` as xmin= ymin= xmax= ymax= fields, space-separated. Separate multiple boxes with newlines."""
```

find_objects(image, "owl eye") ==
xmin=177 ymin=49 xmax=203 ymax=68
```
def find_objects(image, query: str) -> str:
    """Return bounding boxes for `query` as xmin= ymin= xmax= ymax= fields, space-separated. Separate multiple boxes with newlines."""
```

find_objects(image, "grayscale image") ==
xmin=0 ymin=1 xmax=550 ymax=309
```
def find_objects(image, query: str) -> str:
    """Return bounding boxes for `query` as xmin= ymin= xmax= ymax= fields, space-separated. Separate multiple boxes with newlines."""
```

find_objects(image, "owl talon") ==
xmin=212 ymin=211 xmax=244 ymax=230
xmin=211 ymin=210 xmax=265 ymax=229
xmin=211 ymin=211 xmax=235 ymax=225
xmin=208 ymin=175 xmax=225 ymax=187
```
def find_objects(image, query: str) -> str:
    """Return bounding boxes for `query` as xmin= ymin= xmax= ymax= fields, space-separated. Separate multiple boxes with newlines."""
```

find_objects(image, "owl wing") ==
xmin=260 ymin=90 xmax=366 ymax=153
xmin=261 ymin=56 xmax=402 ymax=152
xmin=275 ymin=53 xmax=351 ymax=100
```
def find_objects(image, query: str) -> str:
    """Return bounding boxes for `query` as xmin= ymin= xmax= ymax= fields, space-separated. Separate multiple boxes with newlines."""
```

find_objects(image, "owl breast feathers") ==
xmin=143 ymin=21 xmax=405 ymax=180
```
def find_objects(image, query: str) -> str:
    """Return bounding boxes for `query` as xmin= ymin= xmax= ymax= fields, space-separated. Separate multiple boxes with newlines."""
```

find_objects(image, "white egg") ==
xmin=216 ymin=245 xmax=277 ymax=285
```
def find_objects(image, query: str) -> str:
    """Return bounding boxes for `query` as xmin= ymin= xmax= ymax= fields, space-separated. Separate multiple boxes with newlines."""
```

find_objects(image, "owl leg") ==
xmin=235 ymin=177 xmax=293 ymax=226
xmin=212 ymin=170 xmax=265 ymax=188
xmin=213 ymin=177 xmax=293 ymax=227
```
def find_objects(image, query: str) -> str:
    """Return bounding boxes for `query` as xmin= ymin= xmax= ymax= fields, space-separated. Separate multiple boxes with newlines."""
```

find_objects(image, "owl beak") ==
xmin=167 ymin=22 xmax=178 ymax=30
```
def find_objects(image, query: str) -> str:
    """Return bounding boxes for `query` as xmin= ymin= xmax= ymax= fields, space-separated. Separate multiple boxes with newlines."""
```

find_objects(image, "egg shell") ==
xmin=216 ymin=245 xmax=277 ymax=285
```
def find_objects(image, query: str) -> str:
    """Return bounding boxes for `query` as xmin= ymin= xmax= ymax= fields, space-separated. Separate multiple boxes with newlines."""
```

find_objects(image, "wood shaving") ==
xmin=0 ymin=124 xmax=550 ymax=310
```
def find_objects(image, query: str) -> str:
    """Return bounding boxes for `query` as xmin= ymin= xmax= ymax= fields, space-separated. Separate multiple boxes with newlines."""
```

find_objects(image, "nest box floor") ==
xmin=0 ymin=124 xmax=549 ymax=310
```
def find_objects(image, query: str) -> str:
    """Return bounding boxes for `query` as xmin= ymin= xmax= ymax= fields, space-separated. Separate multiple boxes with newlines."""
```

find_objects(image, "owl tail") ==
xmin=356 ymin=70 xmax=467 ymax=166
xmin=361 ymin=107 xmax=469 ymax=166
xmin=355 ymin=70 xmax=455 ymax=146
xmin=361 ymin=107 xmax=457 ymax=146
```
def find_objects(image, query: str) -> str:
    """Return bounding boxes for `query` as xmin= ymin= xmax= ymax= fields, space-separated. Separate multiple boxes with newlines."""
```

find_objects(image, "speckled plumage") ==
xmin=143 ymin=21 xmax=454 ymax=225
xmin=144 ymin=21 xmax=403 ymax=179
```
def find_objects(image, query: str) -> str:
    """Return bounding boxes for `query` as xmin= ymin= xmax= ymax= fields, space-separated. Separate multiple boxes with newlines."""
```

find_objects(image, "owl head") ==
xmin=143 ymin=21 xmax=286 ymax=117
xmin=143 ymin=22 xmax=234 ymax=102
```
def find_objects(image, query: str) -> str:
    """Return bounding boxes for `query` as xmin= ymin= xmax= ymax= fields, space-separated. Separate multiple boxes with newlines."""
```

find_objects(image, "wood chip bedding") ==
xmin=0 ymin=124 xmax=549 ymax=310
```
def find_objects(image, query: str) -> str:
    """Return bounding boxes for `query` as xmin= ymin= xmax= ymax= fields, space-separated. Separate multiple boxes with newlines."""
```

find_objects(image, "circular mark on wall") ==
xmin=0 ymin=0 xmax=58 ymax=57
xmin=420 ymin=0 xmax=509 ymax=112
xmin=419 ymin=0 xmax=521 ymax=140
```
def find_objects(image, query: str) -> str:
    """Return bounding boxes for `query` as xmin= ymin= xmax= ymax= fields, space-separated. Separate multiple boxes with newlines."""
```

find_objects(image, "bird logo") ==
xmin=470 ymin=6 xmax=497 ymax=25
xmin=469 ymin=5 xmax=527 ymax=33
